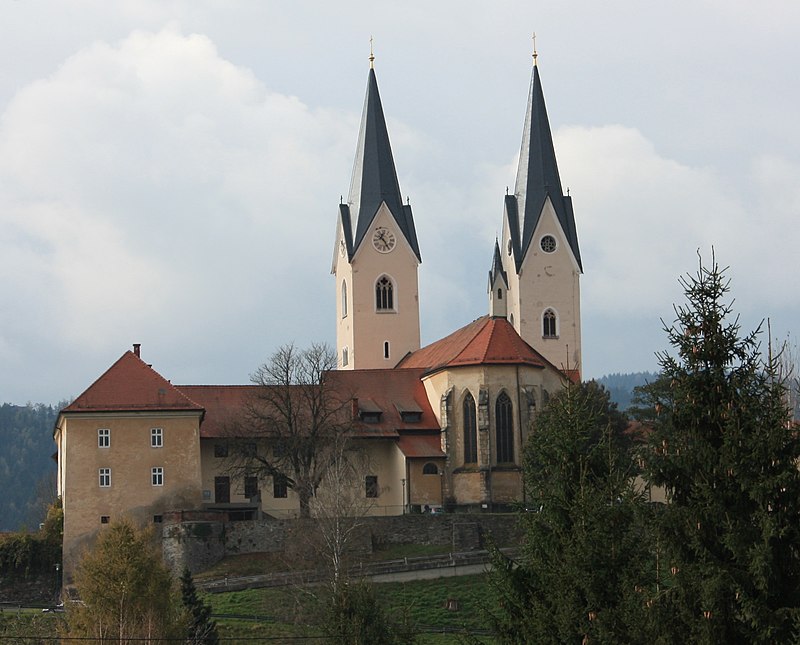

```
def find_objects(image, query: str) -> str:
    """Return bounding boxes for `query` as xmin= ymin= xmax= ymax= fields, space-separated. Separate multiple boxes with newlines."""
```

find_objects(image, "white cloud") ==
xmin=0 ymin=27 xmax=358 ymax=396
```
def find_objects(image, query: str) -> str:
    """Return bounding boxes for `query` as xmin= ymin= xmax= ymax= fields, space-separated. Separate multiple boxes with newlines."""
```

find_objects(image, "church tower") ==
xmin=498 ymin=53 xmax=583 ymax=375
xmin=332 ymin=57 xmax=421 ymax=370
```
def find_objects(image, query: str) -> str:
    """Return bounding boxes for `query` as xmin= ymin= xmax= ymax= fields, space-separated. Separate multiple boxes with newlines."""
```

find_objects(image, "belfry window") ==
xmin=376 ymin=276 xmax=394 ymax=311
xmin=497 ymin=288 xmax=503 ymax=300
xmin=496 ymin=391 xmax=514 ymax=463
xmin=543 ymin=309 xmax=557 ymax=338
xmin=463 ymin=392 xmax=478 ymax=464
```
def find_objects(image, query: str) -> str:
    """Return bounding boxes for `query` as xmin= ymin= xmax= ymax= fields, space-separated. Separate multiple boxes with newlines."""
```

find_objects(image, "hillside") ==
xmin=0 ymin=403 xmax=60 ymax=531
xmin=595 ymin=372 xmax=659 ymax=411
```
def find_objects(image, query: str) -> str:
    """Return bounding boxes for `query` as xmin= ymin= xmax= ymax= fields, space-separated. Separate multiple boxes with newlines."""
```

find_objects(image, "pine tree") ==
xmin=487 ymin=381 xmax=653 ymax=644
xmin=180 ymin=567 xmax=219 ymax=645
xmin=640 ymin=257 xmax=800 ymax=643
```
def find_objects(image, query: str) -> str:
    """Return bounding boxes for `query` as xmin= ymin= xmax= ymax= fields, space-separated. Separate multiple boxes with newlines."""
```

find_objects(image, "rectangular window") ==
xmin=214 ymin=443 xmax=228 ymax=458
xmin=215 ymin=476 xmax=230 ymax=503
xmin=151 ymin=427 xmax=163 ymax=448
xmin=98 ymin=428 xmax=110 ymax=448
xmin=244 ymin=476 xmax=259 ymax=499
xmin=153 ymin=515 xmax=163 ymax=523
xmin=100 ymin=515 xmax=110 ymax=524
xmin=365 ymin=475 xmax=379 ymax=498
xmin=273 ymin=474 xmax=287 ymax=499
xmin=151 ymin=467 xmax=164 ymax=486
xmin=99 ymin=468 xmax=111 ymax=487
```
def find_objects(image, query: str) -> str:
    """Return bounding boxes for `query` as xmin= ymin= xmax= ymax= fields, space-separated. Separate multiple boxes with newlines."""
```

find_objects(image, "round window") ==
xmin=540 ymin=235 xmax=557 ymax=253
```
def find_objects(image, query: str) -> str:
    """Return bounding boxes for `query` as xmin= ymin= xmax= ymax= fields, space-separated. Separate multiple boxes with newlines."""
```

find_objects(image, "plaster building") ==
xmin=55 ymin=54 xmax=582 ymax=582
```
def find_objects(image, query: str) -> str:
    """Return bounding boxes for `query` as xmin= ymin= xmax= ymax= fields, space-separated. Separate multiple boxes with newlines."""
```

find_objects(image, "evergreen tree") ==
xmin=180 ymin=567 xmax=219 ymax=645
xmin=487 ymin=381 xmax=653 ymax=644
xmin=640 ymin=257 xmax=800 ymax=643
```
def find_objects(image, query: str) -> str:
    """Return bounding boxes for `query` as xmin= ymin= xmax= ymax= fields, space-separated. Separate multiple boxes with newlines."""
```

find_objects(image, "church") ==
xmin=54 ymin=51 xmax=583 ymax=581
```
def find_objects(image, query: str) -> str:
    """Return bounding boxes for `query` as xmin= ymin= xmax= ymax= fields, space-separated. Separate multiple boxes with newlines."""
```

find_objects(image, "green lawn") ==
xmin=206 ymin=573 xmax=497 ymax=643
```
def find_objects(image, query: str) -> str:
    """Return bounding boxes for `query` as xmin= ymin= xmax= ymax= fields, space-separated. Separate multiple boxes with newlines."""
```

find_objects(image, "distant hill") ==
xmin=594 ymin=372 xmax=660 ymax=412
xmin=0 ymin=403 xmax=60 ymax=531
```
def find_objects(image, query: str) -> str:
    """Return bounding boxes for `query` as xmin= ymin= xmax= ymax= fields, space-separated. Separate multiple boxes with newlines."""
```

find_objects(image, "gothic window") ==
xmin=543 ymin=309 xmax=557 ymax=338
xmin=463 ymin=392 xmax=478 ymax=464
xmin=375 ymin=276 xmax=394 ymax=311
xmin=497 ymin=288 xmax=503 ymax=300
xmin=496 ymin=391 xmax=514 ymax=463
xmin=341 ymin=280 xmax=348 ymax=318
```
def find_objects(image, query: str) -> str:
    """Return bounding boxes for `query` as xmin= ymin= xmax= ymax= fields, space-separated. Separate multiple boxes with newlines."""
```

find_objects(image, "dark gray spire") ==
xmin=512 ymin=64 xmax=581 ymax=271
xmin=488 ymin=238 xmax=508 ymax=290
xmin=343 ymin=68 xmax=421 ymax=262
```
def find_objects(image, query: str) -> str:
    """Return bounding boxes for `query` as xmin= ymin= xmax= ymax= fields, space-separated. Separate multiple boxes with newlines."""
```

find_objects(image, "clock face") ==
xmin=372 ymin=227 xmax=396 ymax=253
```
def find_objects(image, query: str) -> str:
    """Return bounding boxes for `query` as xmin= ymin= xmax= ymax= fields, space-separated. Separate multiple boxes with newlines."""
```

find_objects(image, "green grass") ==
xmin=205 ymin=574 xmax=497 ymax=643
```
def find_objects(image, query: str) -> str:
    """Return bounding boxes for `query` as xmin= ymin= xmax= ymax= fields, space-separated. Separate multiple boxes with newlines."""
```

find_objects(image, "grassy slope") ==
xmin=207 ymin=574 xmax=496 ymax=643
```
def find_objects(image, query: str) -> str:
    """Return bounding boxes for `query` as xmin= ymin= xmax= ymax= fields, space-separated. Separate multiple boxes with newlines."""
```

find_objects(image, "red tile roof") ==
xmin=397 ymin=434 xmax=445 ymax=458
xmin=328 ymin=369 xmax=440 ymax=434
xmin=178 ymin=369 xmax=440 ymax=439
xmin=397 ymin=315 xmax=550 ymax=373
xmin=63 ymin=351 xmax=203 ymax=414
xmin=177 ymin=385 xmax=257 ymax=438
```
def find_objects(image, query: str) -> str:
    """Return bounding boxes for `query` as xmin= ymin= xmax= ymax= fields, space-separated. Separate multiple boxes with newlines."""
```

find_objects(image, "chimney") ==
xmin=133 ymin=343 xmax=141 ymax=358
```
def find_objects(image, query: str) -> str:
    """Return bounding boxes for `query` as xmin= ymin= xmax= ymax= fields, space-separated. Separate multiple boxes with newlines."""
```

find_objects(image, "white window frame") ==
xmin=151 ymin=427 xmax=163 ymax=448
xmin=152 ymin=467 xmax=164 ymax=487
xmin=98 ymin=428 xmax=110 ymax=448
xmin=99 ymin=468 xmax=111 ymax=488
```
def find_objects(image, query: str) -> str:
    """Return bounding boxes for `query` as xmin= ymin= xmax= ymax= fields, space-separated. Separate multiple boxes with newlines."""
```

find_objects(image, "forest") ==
xmin=0 ymin=403 xmax=60 ymax=531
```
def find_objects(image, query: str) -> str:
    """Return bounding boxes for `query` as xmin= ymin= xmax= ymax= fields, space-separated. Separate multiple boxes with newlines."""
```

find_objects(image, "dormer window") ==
xmin=395 ymin=399 xmax=423 ymax=423
xmin=358 ymin=398 xmax=383 ymax=424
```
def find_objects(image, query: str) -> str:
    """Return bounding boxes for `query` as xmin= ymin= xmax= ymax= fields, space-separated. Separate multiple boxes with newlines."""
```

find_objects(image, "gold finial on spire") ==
xmin=369 ymin=35 xmax=375 ymax=69
xmin=532 ymin=32 xmax=538 ymax=66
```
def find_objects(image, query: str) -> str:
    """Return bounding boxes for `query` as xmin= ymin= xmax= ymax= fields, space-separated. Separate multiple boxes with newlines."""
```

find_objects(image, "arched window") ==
xmin=496 ymin=391 xmax=514 ymax=463
xmin=342 ymin=347 xmax=348 ymax=367
xmin=497 ymin=288 xmax=503 ymax=300
xmin=509 ymin=313 xmax=515 ymax=327
xmin=543 ymin=309 xmax=557 ymax=338
xmin=376 ymin=276 xmax=394 ymax=310
xmin=341 ymin=281 xmax=347 ymax=318
xmin=463 ymin=392 xmax=478 ymax=464
xmin=383 ymin=341 xmax=390 ymax=360
xmin=422 ymin=462 xmax=438 ymax=475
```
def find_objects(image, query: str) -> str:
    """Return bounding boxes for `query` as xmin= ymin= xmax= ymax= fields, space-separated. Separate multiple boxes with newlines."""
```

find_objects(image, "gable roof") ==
xmin=62 ymin=351 xmax=203 ymax=414
xmin=179 ymin=369 xmax=440 ymax=439
xmin=397 ymin=315 xmax=550 ymax=374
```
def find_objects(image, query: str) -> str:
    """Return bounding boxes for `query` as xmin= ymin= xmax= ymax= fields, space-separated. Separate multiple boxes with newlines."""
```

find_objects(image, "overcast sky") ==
xmin=1 ymin=1 xmax=798 ymax=404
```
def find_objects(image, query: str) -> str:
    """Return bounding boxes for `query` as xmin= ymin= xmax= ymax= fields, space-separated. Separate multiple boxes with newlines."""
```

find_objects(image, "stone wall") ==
xmin=161 ymin=511 xmax=523 ymax=575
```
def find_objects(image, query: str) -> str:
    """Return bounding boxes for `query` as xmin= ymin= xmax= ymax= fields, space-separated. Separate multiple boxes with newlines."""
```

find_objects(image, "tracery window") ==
xmin=463 ymin=392 xmax=478 ymax=464
xmin=496 ymin=391 xmax=514 ymax=463
xmin=543 ymin=309 xmax=557 ymax=338
xmin=375 ymin=276 xmax=394 ymax=311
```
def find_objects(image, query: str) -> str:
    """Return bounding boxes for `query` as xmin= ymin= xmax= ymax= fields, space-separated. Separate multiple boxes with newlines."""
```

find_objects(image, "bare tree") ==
xmin=309 ymin=435 xmax=376 ymax=592
xmin=229 ymin=343 xmax=352 ymax=518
